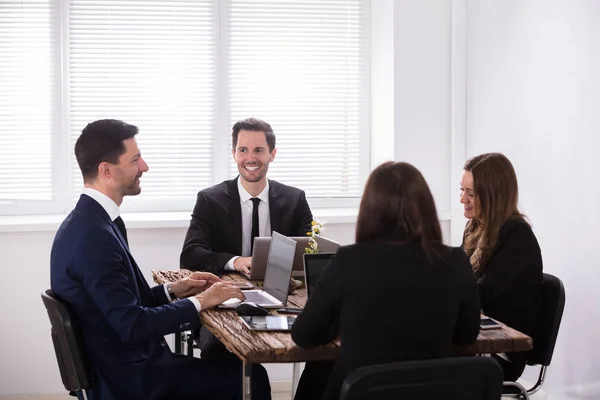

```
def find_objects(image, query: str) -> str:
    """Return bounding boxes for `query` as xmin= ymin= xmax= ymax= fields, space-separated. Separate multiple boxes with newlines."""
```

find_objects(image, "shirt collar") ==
xmin=82 ymin=188 xmax=120 ymax=221
xmin=237 ymin=177 xmax=269 ymax=204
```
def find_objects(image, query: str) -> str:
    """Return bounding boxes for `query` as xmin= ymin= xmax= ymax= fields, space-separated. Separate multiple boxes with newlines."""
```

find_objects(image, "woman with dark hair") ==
xmin=460 ymin=152 xmax=544 ymax=381
xmin=292 ymin=161 xmax=481 ymax=400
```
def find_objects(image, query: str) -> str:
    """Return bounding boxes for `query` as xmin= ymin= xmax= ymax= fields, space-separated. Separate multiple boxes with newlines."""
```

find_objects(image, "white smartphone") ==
xmin=480 ymin=317 xmax=502 ymax=330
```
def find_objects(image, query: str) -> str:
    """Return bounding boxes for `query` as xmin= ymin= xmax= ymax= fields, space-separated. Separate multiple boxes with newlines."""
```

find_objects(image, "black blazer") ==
xmin=291 ymin=240 xmax=481 ymax=400
xmin=180 ymin=177 xmax=313 ymax=274
xmin=474 ymin=218 xmax=544 ymax=376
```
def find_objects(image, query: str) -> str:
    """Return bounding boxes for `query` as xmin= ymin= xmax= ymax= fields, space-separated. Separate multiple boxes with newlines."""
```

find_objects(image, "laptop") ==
xmin=220 ymin=231 xmax=297 ymax=309
xmin=247 ymin=235 xmax=340 ymax=280
xmin=303 ymin=252 xmax=336 ymax=299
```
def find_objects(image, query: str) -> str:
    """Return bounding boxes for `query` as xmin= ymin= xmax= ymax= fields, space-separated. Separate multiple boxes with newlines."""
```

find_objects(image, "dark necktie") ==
xmin=114 ymin=216 xmax=150 ymax=301
xmin=114 ymin=216 xmax=129 ymax=246
xmin=250 ymin=197 xmax=261 ymax=253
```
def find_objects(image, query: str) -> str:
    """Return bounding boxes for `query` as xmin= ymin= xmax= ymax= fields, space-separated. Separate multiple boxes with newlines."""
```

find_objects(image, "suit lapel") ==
xmin=79 ymin=196 xmax=150 ymax=302
xmin=110 ymin=221 xmax=154 ymax=302
xmin=269 ymin=181 xmax=281 ymax=235
xmin=108 ymin=220 xmax=149 ymax=296
xmin=227 ymin=178 xmax=243 ymax=255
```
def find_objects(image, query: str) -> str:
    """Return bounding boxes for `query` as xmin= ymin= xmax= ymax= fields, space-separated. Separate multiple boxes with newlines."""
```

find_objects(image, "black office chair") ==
xmin=503 ymin=273 xmax=566 ymax=400
xmin=41 ymin=290 xmax=93 ymax=399
xmin=340 ymin=356 xmax=504 ymax=400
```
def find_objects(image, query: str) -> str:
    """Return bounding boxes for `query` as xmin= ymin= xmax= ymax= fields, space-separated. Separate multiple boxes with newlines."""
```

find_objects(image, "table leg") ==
xmin=292 ymin=362 xmax=302 ymax=399
xmin=243 ymin=361 xmax=252 ymax=400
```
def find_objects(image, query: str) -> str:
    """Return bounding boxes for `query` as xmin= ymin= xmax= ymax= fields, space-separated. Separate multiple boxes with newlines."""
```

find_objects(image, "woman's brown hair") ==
xmin=462 ymin=153 xmax=527 ymax=271
xmin=355 ymin=161 xmax=443 ymax=259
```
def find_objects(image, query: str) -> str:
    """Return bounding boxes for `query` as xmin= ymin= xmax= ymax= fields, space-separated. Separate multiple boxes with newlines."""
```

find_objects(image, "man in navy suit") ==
xmin=180 ymin=118 xmax=313 ymax=357
xmin=50 ymin=119 xmax=271 ymax=400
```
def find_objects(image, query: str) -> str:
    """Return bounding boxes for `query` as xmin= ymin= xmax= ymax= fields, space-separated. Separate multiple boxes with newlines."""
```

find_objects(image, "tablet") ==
xmin=480 ymin=317 xmax=502 ymax=330
xmin=240 ymin=315 xmax=296 ymax=332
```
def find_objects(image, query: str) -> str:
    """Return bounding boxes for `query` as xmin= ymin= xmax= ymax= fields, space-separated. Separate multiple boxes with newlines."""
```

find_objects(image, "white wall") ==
xmin=394 ymin=0 xmax=452 ymax=215
xmin=0 ymin=0 xmax=458 ymax=395
xmin=466 ymin=0 xmax=600 ymax=394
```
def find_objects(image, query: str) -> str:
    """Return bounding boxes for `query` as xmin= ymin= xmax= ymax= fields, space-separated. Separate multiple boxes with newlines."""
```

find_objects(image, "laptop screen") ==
xmin=303 ymin=253 xmax=335 ymax=299
xmin=263 ymin=232 xmax=298 ymax=304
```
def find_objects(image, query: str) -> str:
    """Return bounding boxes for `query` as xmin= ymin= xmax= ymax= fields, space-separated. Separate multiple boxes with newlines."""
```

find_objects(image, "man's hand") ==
xmin=233 ymin=256 xmax=252 ymax=276
xmin=171 ymin=271 xmax=222 ymax=299
xmin=195 ymin=282 xmax=246 ymax=310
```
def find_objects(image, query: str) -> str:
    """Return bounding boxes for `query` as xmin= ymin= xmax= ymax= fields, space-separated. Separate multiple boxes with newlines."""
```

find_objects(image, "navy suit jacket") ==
xmin=180 ymin=177 xmax=313 ymax=274
xmin=50 ymin=195 xmax=202 ymax=400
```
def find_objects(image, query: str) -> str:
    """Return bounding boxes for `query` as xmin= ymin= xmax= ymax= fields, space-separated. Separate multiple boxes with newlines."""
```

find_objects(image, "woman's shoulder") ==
xmin=442 ymin=245 xmax=472 ymax=267
xmin=500 ymin=217 xmax=535 ymax=239
xmin=333 ymin=241 xmax=420 ymax=259
xmin=431 ymin=245 xmax=477 ymax=283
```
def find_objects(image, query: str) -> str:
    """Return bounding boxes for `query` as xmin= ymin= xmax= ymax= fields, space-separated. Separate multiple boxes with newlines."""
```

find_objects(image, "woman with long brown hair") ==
xmin=460 ymin=152 xmax=544 ymax=381
xmin=292 ymin=161 xmax=480 ymax=400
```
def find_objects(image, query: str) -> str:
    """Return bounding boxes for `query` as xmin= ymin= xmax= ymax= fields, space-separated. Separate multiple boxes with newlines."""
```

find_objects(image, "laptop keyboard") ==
xmin=244 ymin=291 xmax=280 ymax=305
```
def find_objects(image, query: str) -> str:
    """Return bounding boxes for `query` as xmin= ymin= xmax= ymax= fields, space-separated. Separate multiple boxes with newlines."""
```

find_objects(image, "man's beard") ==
xmin=121 ymin=177 xmax=142 ymax=196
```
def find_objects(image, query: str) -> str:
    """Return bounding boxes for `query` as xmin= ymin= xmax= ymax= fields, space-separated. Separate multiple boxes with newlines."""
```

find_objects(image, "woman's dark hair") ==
xmin=355 ymin=161 xmax=443 ymax=259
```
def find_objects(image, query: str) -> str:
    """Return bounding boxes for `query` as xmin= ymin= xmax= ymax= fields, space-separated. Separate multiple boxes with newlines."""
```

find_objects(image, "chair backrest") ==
xmin=527 ymin=273 xmax=566 ymax=367
xmin=41 ymin=289 xmax=93 ymax=392
xmin=340 ymin=356 xmax=503 ymax=400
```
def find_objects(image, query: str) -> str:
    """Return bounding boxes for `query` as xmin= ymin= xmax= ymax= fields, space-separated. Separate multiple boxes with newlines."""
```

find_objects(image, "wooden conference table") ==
xmin=154 ymin=271 xmax=533 ymax=400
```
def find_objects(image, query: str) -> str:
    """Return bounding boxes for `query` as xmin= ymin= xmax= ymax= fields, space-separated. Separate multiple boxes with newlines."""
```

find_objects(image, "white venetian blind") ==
xmin=69 ymin=0 xmax=215 ymax=207
xmin=227 ymin=0 xmax=368 ymax=198
xmin=0 ymin=0 xmax=57 ymax=202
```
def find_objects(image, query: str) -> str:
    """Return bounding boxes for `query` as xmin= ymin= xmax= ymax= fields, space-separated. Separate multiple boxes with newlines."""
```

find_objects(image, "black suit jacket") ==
xmin=291 ymin=240 xmax=481 ymax=400
xmin=181 ymin=177 xmax=313 ymax=274
xmin=474 ymin=218 xmax=544 ymax=377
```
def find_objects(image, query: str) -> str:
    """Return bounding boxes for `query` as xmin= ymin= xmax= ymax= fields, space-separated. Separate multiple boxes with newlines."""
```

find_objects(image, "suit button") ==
xmin=161 ymin=340 xmax=167 ymax=347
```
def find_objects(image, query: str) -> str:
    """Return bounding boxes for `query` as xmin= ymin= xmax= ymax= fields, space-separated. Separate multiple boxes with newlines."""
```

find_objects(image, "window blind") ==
xmin=227 ymin=0 xmax=368 ymax=198
xmin=0 ymin=0 xmax=57 ymax=203
xmin=68 ymin=0 xmax=216 ymax=207
xmin=1 ymin=0 xmax=369 ymax=215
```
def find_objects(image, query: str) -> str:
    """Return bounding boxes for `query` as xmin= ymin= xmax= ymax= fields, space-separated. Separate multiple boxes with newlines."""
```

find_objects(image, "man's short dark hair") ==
xmin=231 ymin=118 xmax=276 ymax=152
xmin=74 ymin=119 xmax=139 ymax=182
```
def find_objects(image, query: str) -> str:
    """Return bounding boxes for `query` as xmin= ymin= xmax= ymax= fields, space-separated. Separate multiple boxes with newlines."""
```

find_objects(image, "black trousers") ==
xmin=294 ymin=361 xmax=335 ymax=400
xmin=493 ymin=352 xmax=527 ymax=382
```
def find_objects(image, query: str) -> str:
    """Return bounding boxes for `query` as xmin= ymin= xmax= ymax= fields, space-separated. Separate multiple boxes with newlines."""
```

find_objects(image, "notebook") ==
xmin=303 ymin=252 xmax=336 ymax=299
xmin=220 ymin=231 xmax=297 ymax=309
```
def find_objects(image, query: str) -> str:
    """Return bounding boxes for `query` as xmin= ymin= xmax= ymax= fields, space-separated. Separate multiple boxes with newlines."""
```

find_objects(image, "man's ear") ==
xmin=269 ymin=148 xmax=277 ymax=162
xmin=97 ymin=161 xmax=112 ymax=179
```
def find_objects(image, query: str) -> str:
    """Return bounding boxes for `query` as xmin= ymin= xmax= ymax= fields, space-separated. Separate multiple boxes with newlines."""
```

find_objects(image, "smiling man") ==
xmin=180 ymin=117 xmax=313 ymax=358
xmin=181 ymin=117 xmax=313 ymax=276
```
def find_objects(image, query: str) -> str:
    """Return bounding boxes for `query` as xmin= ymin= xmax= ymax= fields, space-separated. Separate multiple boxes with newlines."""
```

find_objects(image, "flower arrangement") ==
xmin=305 ymin=220 xmax=324 ymax=254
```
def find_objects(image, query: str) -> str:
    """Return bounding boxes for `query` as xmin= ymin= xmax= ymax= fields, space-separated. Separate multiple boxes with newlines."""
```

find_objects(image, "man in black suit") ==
xmin=181 ymin=117 xmax=313 ymax=275
xmin=180 ymin=117 xmax=313 ymax=356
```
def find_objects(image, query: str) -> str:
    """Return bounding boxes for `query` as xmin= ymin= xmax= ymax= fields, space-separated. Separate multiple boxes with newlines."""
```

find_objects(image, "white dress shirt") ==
xmin=225 ymin=179 xmax=271 ymax=270
xmin=81 ymin=188 xmax=201 ymax=312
